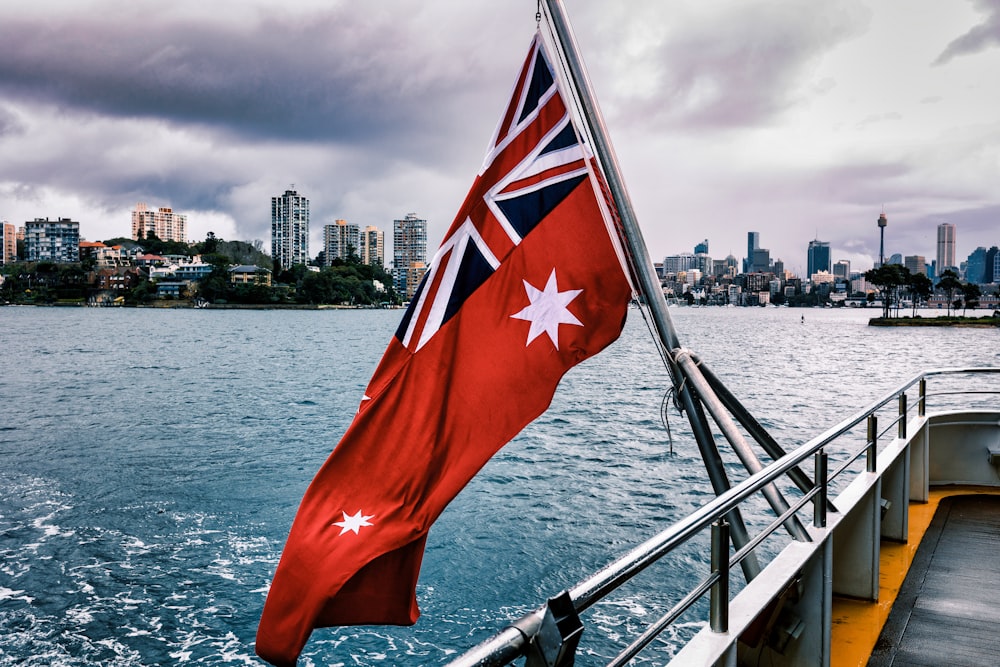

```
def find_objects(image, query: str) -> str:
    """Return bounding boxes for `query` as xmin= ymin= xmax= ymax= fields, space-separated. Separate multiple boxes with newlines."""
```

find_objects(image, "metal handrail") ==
xmin=447 ymin=368 xmax=1000 ymax=667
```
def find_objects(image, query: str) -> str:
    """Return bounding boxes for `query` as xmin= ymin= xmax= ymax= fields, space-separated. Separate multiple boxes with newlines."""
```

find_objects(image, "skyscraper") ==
xmin=904 ymin=255 xmax=927 ymax=276
xmin=937 ymin=223 xmax=956 ymax=273
xmin=744 ymin=231 xmax=759 ymax=274
xmin=358 ymin=225 xmax=385 ymax=267
xmin=131 ymin=203 xmax=188 ymax=243
xmin=807 ymin=240 xmax=831 ymax=279
xmin=271 ymin=188 xmax=310 ymax=270
xmin=694 ymin=239 xmax=709 ymax=255
xmin=393 ymin=213 xmax=428 ymax=300
xmin=751 ymin=248 xmax=771 ymax=273
xmin=833 ymin=260 xmax=851 ymax=280
xmin=966 ymin=247 xmax=987 ymax=284
xmin=323 ymin=219 xmax=359 ymax=265
xmin=985 ymin=246 xmax=999 ymax=284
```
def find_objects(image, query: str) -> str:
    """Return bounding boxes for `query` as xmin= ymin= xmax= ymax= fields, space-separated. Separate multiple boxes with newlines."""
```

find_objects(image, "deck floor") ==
xmin=868 ymin=495 xmax=1000 ymax=667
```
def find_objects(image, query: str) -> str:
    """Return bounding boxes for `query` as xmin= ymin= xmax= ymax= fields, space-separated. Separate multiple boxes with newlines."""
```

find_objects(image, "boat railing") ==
xmin=447 ymin=367 xmax=1000 ymax=667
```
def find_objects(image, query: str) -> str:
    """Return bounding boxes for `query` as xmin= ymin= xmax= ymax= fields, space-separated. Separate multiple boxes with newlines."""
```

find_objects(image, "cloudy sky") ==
xmin=1 ymin=0 xmax=998 ymax=276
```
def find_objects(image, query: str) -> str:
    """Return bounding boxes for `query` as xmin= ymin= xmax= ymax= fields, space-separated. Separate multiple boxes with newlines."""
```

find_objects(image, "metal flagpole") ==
xmin=539 ymin=0 xmax=680 ymax=358
xmin=539 ymin=0 xmax=793 ymax=571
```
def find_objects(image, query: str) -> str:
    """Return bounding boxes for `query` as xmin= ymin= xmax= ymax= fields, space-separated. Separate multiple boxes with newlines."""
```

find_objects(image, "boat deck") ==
xmin=868 ymin=494 xmax=1000 ymax=666
xmin=830 ymin=488 xmax=1000 ymax=667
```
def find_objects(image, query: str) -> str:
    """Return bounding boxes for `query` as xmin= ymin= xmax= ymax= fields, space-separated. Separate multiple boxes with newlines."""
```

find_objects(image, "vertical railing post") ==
xmin=898 ymin=393 xmax=908 ymax=439
xmin=710 ymin=519 xmax=730 ymax=633
xmin=919 ymin=378 xmax=926 ymax=417
xmin=814 ymin=450 xmax=828 ymax=529
xmin=867 ymin=414 xmax=878 ymax=473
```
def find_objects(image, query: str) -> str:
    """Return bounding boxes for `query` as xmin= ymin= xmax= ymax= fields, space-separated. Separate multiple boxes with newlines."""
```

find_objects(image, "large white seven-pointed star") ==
xmin=332 ymin=510 xmax=375 ymax=536
xmin=510 ymin=269 xmax=583 ymax=349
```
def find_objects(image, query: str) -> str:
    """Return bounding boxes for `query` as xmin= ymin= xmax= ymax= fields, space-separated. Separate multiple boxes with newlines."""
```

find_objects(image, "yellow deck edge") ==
xmin=829 ymin=486 xmax=1000 ymax=667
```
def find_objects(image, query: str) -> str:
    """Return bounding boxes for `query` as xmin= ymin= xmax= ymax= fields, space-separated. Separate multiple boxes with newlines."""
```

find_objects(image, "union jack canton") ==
xmin=395 ymin=32 xmax=600 ymax=352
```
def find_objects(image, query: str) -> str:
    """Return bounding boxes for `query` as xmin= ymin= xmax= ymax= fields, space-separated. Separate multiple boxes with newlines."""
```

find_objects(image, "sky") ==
xmin=1 ymin=0 xmax=998 ymax=277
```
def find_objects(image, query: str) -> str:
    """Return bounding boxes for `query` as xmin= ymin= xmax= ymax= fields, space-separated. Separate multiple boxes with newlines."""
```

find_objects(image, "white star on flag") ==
xmin=510 ymin=269 xmax=583 ymax=350
xmin=332 ymin=510 xmax=375 ymax=536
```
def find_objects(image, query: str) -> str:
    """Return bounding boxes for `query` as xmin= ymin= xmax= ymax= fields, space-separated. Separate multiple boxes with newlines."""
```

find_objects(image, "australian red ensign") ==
xmin=256 ymin=31 xmax=634 ymax=666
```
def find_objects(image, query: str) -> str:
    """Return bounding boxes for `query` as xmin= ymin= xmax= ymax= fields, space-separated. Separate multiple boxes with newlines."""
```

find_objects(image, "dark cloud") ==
xmin=1 ymin=1 xmax=997 ymax=268
xmin=0 ymin=6 xmax=509 ymax=156
xmin=0 ymin=2 xmax=534 ymax=238
xmin=934 ymin=0 xmax=1000 ymax=64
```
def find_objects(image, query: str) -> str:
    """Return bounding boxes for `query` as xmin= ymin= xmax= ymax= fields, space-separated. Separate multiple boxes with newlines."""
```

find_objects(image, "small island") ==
xmin=869 ymin=315 xmax=1000 ymax=327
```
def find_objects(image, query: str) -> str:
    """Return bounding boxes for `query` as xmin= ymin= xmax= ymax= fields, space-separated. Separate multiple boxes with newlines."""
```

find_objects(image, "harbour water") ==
xmin=1 ymin=306 xmax=997 ymax=666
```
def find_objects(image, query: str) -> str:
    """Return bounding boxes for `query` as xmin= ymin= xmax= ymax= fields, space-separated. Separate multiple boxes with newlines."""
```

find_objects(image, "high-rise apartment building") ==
xmin=25 ymin=218 xmax=80 ymax=263
xmin=393 ymin=213 xmax=428 ymax=300
xmin=358 ymin=225 xmax=385 ymax=267
xmin=807 ymin=240 xmax=831 ymax=279
xmin=663 ymin=253 xmax=699 ymax=274
xmin=323 ymin=219 xmax=360 ymax=265
xmin=271 ymin=189 xmax=310 ymax=270
xmin=1 ymin=221 xmax=15 ymax=265
xmin=937 ymin=223 xmax=956 ymax=273
xmin=131 ymin=203 xmax=187 ymax=243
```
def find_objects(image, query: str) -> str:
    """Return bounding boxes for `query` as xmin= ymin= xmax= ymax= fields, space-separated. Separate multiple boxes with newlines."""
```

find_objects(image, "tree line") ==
xmin=0 ymin=233 xmax=400 ymax=307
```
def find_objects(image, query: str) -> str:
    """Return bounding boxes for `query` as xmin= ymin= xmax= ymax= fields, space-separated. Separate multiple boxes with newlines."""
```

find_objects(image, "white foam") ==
xmin=65 ymin=607 xmax=95 ymax=624
xmin=0 ymin=586 xmax=34 ymax=603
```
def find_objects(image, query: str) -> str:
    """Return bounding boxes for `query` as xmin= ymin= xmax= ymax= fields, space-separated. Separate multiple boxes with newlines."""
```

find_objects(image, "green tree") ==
xmin=865 ymin=264 xmax=909 ymax=318
xmin=961 ymin=282 xmax=981 ymax=315
xmin=127 ymin=279 xmax=156 ymax=305
xmin=908 ymin=272 xmax=933 ymax=316
xmin=197 ymin=253 xmax=235 ymax=303
xmin=199 ymin=231 xmax=219 ymax=255
xmin=936 ymin=270 xmax=962 ymax=316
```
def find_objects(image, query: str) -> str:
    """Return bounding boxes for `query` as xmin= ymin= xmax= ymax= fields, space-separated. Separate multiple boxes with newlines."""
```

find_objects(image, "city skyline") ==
xmin=660 ymin=218 xmax=994 ymax=281
xmin=0 ymin=1 xmax=998 ymax=275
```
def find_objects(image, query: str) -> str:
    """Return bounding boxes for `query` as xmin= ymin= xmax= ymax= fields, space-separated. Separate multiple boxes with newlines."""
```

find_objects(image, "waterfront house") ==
xmin=229 ymin=265 xmax=271 ymax=286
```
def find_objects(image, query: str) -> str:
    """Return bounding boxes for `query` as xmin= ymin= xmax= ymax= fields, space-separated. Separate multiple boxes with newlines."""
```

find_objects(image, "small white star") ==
xmin=510 ymin=269 xmax=583 ymax=349
xmin=332 ymin=510 xmax=375 ymax=536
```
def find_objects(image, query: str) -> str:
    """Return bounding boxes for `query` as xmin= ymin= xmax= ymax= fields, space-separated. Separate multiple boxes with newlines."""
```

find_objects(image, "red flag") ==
xmin=256 ymin=32 xmax=633 ymax=666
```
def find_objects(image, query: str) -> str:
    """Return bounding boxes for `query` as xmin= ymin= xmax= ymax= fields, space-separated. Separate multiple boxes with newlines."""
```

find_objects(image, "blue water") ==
xmin=1 ymin=306 xmax=997 ymax=666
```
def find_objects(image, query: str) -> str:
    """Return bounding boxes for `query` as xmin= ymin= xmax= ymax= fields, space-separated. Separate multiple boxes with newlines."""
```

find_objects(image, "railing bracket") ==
xmin=523 ymin=591 xmax=583 ymax=667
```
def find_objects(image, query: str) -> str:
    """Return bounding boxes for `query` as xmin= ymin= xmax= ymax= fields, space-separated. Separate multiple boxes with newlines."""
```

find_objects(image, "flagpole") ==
xmin=540 ymin=0 xmax=681 ymax=357
xmin=540 ymin=0 xmax=768 ymax=578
